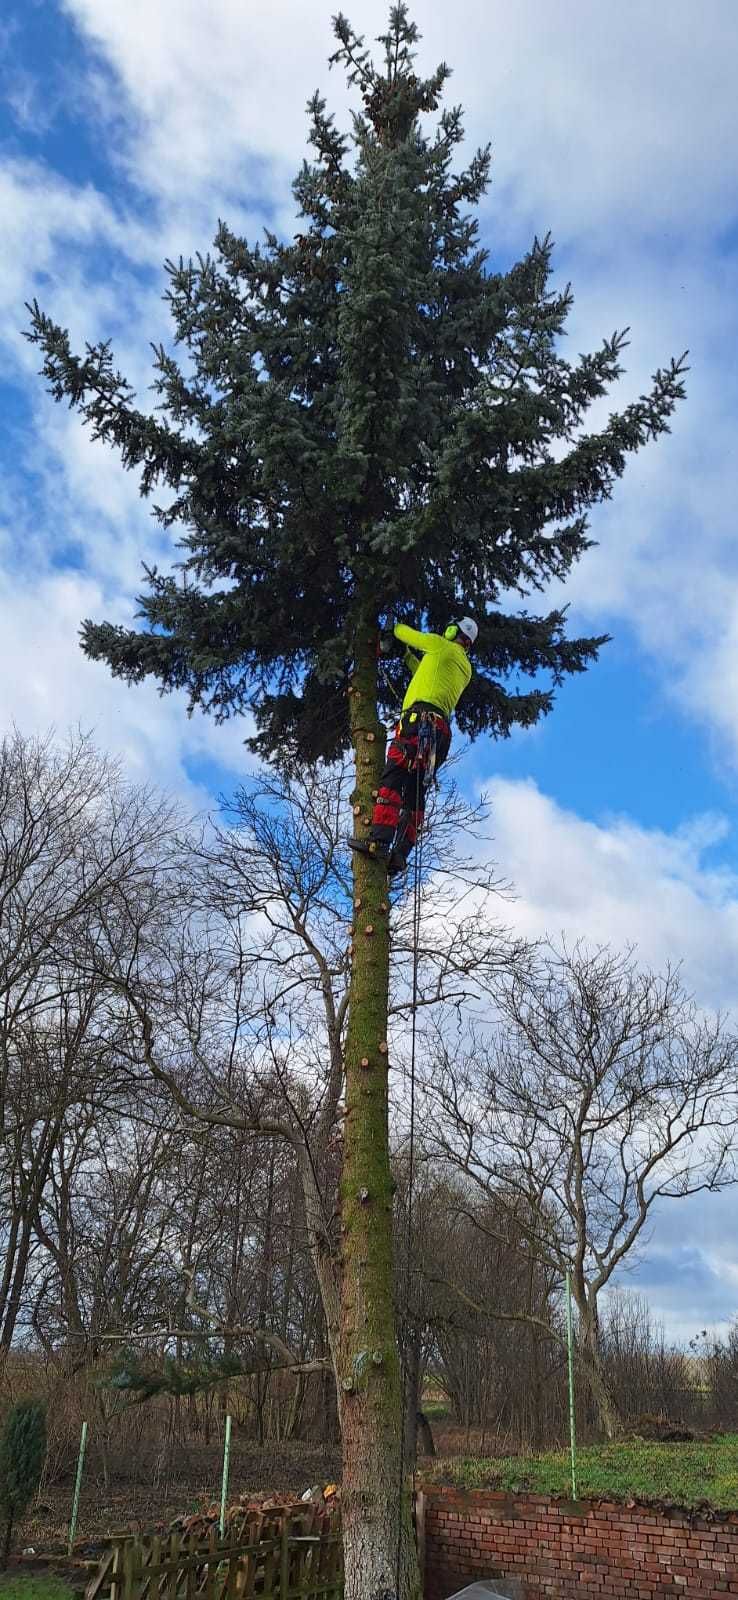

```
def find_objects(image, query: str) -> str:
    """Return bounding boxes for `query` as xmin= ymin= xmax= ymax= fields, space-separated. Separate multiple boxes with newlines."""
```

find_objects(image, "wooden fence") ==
xmin=85 ymin=1509 xmax=343 ymax=1600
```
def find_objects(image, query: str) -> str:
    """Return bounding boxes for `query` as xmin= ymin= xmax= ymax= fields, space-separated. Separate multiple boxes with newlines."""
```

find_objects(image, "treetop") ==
xmin=26 ymin=5 xmax=687 ymax=763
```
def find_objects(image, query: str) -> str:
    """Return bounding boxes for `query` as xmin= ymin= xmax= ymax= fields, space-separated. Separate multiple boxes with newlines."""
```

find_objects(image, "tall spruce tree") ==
xmin=27 ymin=9 xmax=686 ymax=1596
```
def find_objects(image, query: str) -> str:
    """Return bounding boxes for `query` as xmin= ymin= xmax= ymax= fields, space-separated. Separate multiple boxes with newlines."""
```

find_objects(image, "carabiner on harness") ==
xmin=417 ymin=711 xmax=439 ymax=786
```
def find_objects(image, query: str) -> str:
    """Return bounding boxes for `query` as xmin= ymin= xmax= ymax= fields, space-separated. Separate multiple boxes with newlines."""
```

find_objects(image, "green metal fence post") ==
xmin=219 ymin=1414 xmax=232 ymax=1539
xmin=67 ymin=1419 xmax=88 ymax=1555
xmin=566 ymin=1269 xmax=578 ymax=1500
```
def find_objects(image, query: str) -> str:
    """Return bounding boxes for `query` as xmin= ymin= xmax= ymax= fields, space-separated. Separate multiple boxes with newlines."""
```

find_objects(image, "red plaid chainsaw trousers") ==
xmin=369 ymin=703 xmax=451 ymax=861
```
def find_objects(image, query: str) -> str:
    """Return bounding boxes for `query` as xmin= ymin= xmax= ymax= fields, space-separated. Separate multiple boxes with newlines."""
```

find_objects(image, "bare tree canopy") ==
xmin=0 ymin=729 xmax=177 ymax=1354
xmin=428 ymin=940 xmax=738 ymax=1435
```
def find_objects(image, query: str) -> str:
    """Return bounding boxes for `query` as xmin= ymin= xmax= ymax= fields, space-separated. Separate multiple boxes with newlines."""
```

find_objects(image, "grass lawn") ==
xmin=427 ymin=1435 xmax=738 ymax=1510
xmin=0 ymin=1578 xmax=77 ymax=1600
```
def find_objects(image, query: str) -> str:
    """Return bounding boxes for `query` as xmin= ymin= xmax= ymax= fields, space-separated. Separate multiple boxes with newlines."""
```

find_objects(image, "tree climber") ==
xmin=350 ymin=617 xmax=478 ymax=876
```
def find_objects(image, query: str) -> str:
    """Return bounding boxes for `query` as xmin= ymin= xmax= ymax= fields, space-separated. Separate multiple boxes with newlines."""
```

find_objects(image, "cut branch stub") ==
xmin=360 ymin=1057 xmax=370 ymax=1069
xmin=378 ymin=1041 xmax=389 ymax=1054
xmin=359 ymin=1187 xmax=370 ymax=1204
xmin=365 ymin=732 xmax=376 ymax=743
xmin=353 ymin=803 xmax=361 ymax=815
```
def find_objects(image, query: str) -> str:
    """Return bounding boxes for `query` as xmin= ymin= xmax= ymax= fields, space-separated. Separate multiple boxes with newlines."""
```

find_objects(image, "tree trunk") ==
xmin=578 ymin=1301 xmax=621 ymax=1441
xmin=402 ymin=1320 xmax=423 ymax=1469
xmin=338 ymin=620 xmax=420 ymax=1600
xmin=416 ymin=1411 xmax=435 ymax=1458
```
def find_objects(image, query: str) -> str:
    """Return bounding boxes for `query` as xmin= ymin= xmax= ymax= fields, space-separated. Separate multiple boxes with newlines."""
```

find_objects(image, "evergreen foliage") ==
xmin=26 ymin=6 xmax=687 ymax=764
xmin=106 ymin=1348 xmax=261 ymax=1403
xmin=0 ymin=1400 xmax=47 ymax=1567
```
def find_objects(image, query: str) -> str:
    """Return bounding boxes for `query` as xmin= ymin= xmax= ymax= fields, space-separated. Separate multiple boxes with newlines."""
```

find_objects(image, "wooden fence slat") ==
xmin=170 ymin=1532 xmax=180 ymax=1600
xmin=123 ymin=1538 xmax=137 ymax=1600
xmin=144 ymin=1532 xmax=158 ymax=1600
xmin=85 ymin=1546 xmax=116 ymax=1600
xmin=184 ymin=1533 xmax=193 ymax=1600
xmin=225 ymin=1546 xmax=241 ymax=1600
xmin=263 ymin=1537 xmax=279 ymax=1598
xmin=86 ymin=1515 xmax=344 ymax=1600
xmin=203 ymin=1527 xmax=217 ymax=1600
xmin=110 ymin=1542 xmax=120 ymax=1600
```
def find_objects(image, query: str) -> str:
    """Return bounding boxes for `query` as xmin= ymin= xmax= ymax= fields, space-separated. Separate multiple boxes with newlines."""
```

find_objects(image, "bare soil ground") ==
xmin=20 ymin=1441 xmax=342 ymax=1555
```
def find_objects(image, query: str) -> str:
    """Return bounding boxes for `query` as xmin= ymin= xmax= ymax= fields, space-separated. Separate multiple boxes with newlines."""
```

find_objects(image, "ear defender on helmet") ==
xmin=445 ymin=618 xmax=478 ymax=644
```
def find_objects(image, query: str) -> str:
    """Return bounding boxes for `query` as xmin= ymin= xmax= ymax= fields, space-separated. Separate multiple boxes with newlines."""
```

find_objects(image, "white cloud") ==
xmin=431 ymin=0 xmax=738 ymax=244
xmin=485 ymin=775 xmax=738 ymax=1011
xmin=60 ymin=0 xmax=738 ymax=243
xmin=0 ymin=563 xmax=257 ymax=811
xmin=623 ymin=1189 xmax=738 ymax=1342
xmin=60 ymin=0 xmax=336 ymax=232
xmin=557 ymin=247 xmax=738 ymax=765
xmin=0 ymin=155 xmax=259 ymax=806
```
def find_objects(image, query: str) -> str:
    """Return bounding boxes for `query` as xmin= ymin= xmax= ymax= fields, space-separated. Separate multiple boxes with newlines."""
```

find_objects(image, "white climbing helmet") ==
xmin=457 ymin=616 xmax=478 ymax=645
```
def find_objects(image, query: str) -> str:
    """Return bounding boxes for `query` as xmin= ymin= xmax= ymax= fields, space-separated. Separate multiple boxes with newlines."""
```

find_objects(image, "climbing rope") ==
xmin=377 ymin=654 xmax=404 ymax=710
xmin=394 ymin=718 xmax=433 ymax=1598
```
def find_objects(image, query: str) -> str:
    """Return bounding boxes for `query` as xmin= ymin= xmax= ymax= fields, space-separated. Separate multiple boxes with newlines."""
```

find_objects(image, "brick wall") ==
xmin=420 ymin=1487 xmax=738 ymax=1599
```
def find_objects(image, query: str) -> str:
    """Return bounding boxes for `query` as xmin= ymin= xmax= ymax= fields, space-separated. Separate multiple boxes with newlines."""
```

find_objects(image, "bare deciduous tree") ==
xmin=430 ymin=941 xmax=738 ymax=1436
xmin=0 ymin=730 xmax=176 ymax=1356
xmin=83 ymin=761 xmax=521 ymax=1452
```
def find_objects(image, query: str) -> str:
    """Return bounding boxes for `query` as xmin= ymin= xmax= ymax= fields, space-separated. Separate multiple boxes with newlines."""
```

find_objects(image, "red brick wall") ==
xmin=421 ymin=1487 xmax=738 ymax=1599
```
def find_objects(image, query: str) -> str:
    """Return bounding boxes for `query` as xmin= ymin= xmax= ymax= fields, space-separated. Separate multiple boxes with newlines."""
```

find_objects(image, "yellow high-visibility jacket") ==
xmin=394 ymin=623 xmax=472 ymax=719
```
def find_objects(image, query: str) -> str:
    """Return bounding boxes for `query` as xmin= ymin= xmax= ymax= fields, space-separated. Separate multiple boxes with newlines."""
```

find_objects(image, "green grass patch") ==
xmin=422 ymin=1400 xmax=451 ymax=1420
xmin=427 ymin=1435 xmax=738 ymax=1510
xmin=0 ymin=1578 xmax=77 ymax=1600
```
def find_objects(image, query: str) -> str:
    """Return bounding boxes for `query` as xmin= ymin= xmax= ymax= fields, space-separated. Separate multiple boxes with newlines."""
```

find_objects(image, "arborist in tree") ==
xmin=350 ymin=616 xmax=478 ymax=876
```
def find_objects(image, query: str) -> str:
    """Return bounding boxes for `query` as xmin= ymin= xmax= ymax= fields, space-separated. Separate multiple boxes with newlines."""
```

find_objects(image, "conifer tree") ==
xmin=0 ymin=1401 xmax=47 ymax=1568
xmin=27 ymin=9 xmax=686 ymax=1596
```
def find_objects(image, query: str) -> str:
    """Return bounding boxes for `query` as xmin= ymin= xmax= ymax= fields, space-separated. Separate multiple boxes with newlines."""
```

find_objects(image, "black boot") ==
xmin=348 ymin=837 xmax=391 ymax=864
xmin=388 ymin=846 xmax=409 ymax=878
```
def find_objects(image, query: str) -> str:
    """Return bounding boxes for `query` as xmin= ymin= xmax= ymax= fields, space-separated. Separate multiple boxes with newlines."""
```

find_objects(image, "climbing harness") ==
xmin=415 ymin=709 xmax=439 ymax=786
xmin=394 ymin=722 xmax=431 ymax=1597
xmin=388 ymin=711 xmax=439 ymax=877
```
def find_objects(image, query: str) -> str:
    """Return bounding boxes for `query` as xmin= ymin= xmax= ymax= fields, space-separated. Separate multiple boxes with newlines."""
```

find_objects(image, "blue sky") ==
xmin=2 ymin=0 xmax=738 ymax=1341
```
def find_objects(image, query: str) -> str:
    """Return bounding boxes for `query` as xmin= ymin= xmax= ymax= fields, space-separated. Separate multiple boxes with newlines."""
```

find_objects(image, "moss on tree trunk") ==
xmin=338 ymin=618 xmax=420 ymax=1600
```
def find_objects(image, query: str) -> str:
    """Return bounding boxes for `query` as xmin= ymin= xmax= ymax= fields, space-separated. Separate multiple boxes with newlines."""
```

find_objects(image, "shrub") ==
xmin=0 ymin=1401 xmax=47 ymax=1568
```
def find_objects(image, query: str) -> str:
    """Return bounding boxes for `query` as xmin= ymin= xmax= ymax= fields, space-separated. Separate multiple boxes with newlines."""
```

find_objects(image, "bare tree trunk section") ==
xmin=577 ymin=1299 xmax=622 ymax=1441
xmin=339 ymin=620 xmax=420 ymax=1600
xmin=402 ymin=1321 xmax=422 ymax=1470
